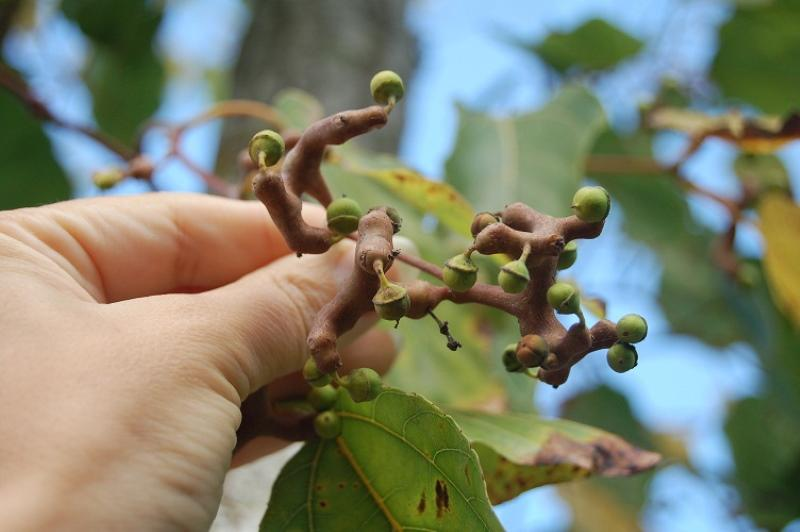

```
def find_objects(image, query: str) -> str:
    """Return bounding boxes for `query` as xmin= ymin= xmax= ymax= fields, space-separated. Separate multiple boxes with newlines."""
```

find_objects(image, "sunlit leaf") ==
xmin=0 ymin=89 xmax=71 ymax=209
xmin=446 ymin=85 xmax=606 ymax=215
xmin=261 ymin=388 xmax=502 ymax=531
xmin=759 ymin=194 xmax=800 ymax=328
xmin=533 ymin=18 xmax=643 ymax=73
xmin=274 ymin=89 xmax=325 ymax=132
xmin=447 ymin=409 xmax=660 ymax=505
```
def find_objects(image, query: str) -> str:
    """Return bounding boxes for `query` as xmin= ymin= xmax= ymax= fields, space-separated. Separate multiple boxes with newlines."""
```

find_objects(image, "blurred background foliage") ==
xmin=2 ymin=0 xmax=800 ymax=530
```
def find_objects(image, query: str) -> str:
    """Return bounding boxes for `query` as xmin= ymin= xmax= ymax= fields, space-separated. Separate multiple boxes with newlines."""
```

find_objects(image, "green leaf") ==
xmin=725 ymin=395 xmax=800 ymax=529
xmin=711 ymin=0 xmax=800 ymax=114
xmin=445 ymin=85 xmax=606 ymax=215
xmin=261 ymin=388 xmax=503 ymax=531
xmin=533 ymin=18 xmax=643 ymax=73
xmin=758 ymin=194 xmax=800 ymax=328
xmin=274 ymin=89 xmax=325 ymax=132
xmin=733 ymin=153 xmax=791 ymax=197
xmin=0 ymin=89 xmax=71 ymax=209
xmin=62 ymin=0 xmax=164 ymax=144
xmin=446 ymin=409 xmax=660 ymax=504
xmin=589 ymin=131 xmax=747 ymax=346
xmin=337 ymin=147 xmax=475 ymax=238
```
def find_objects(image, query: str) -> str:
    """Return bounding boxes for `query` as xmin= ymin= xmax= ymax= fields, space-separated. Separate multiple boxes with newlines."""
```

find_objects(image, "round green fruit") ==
xmin=546 ymin=282 xmax=581 ymax=314
xmin=498 ymin=259 xmax=530 ymax=294
xmin=372 ymin=282 xmax=410 ymax=321
xmin=501 ymin=343 xmax=524 ymax=373
xmin=307 ymin=385 xmax=339 ymax=411
xmin=442 ymin=253 xmax=478 ymax=292
xmin=302 ymin=357 xmax=332 ymax=388
xmin=343 ymin=368 xmax=383 ymax=403
xmin=313 ymin=411 xmax=342 ymax=439
xmin=616 ymin=314 xmax=648 ymax=343
xmin=248 ymin=129 xmax=285 ymax=167
xmin=370 ymin=70 xmax=405 ymax=105
xmin=92 ymin=168 xmax=125 ymax=190
xmin=557 ymin=241 xmax=578 ymax=270
xmin=571 ymin=186 xmax=611 ymax=223
xmin=607 ymin=343 xmax=638 ymax=373
xmin=326 ymin=196 xmax=363 ymax=234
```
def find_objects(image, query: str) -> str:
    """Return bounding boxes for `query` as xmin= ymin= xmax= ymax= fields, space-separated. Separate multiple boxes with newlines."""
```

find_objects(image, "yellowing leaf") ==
xmin=447 ymin=410 xmax=660 ymax=504
xmin=759 ymin=194 xmax=800 ymax=328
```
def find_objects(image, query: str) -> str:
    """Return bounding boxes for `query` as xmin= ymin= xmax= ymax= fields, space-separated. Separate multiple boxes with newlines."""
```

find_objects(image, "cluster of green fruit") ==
xmin=442 ymin=186 xmax=610 ymax=294
xmin=302 ymin=358 xmax=383 ymax=439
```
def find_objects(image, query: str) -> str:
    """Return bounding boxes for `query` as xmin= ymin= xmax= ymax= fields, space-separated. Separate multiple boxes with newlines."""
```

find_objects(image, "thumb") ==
xmin=155 ymin=240 xmax=364 ymax=399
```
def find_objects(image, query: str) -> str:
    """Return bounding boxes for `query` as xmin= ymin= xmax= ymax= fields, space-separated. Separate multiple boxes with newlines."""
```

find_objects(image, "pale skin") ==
xmin=0 ymin=193 xmax=395 ymax=531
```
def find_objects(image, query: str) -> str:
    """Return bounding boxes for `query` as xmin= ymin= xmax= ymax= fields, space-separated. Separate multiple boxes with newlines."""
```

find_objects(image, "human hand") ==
xmin=0 ymin=193 xmax=396 ymax=531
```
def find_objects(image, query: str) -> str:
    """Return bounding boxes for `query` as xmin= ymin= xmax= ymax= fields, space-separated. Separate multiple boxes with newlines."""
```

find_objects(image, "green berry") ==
xmin=342 ymin=368 xmax=383 ymax=403
xmin=557 ymin=241 xmax=578 ymax=270
xmin=501 ymin=343 xmax=524 ymax=373
xmin=248 ymin=129 xmax=285 ymax=167
xmin=498 ymin=259 xmax=530 ymax=294
xmin=326 ymin=196 xmax=363 ymax=234
xmin=546 ymin=282 xmax=581 ymax=314
xmin=470 ymin=212 xmax=499 ymax=237
xmin=571 ymin=186 xmax=610 ymax=223
xmin=372 ymin=282 xmax=410 ymax=322
xmin=307 ymin=385 xmax=339 ymax=411
xmin=303 ymin=357 xmax=332 ymax=388
xmin=516 ymin=334 xmax=549 ymax=368
xmin=313 ymin=411 xmax=342 ymax=439
xmin=92 ymin=168 xmax=125 ymax=190
xmin=442 ymin=253 xmax=478 ymax=292
xmin=607 ymin=343 xmax=638 ymax=373
xmin=616 ymin=314 xmax=648 ymax=343
xmin=370 ymin=70 xmax=404 ymax=105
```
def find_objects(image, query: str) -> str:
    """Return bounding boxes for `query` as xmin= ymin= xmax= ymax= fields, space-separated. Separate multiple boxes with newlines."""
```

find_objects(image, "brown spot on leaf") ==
xmin=319 ymin=500 xmax=328 ymax=509
xmin=435 ymin=479 xmax=450 ymax=518
xmin=464 ymin=464 xmax=472 ymax=485
xmin=526 ymin=433 xmax=660 ymax=477
xmin=337 ymin=482 xmax=346 ymax=490
xmin=417 ymin=491 xmax=426 ymax=514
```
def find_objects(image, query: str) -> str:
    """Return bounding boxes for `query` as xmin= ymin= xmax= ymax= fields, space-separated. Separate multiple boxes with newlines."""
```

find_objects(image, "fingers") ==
xmin=0 ymin=193 xmax=324 ymax=302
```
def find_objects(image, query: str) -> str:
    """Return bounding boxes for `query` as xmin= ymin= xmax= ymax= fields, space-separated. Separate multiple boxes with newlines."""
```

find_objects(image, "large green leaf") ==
xmin=62 ymin=0 xmax=164 ymax=145
xmin=0 ymin=89 xmax=71 ymax=209
xmin=711 ymin=0 xmax=800 ymax=114
xmin=261 ymin=388 xmax=503 ymax=531
xmin=758 ymin=194 xmax=800 ymax=328
xmin=447 ymin=409 xmax=660 ymax=504
xmin=445 ymin=85 xmax=606 ymax=215
xmin=589 ymin=131 xmax=748 ymax=346
xmin=533 ymin=18 xmax=643 ymax=73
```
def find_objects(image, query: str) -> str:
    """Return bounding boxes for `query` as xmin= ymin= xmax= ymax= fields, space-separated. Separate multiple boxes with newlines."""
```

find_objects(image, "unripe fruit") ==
xmin=326 ymin=196 xmax=363 ymax=234
xmin=314 ymin=411 xmax=342 ymax=439
xmin=516 ymin=334 xmax=549 ymax=368
xmin=470 ymin=212 xmax=499 ymax=237
xmin=557 ymin=241 xmax=578 ymax=270
xmin=571 ymin=186 xmax=610 ymax=223
xmin=384 ymin=206 xmax=402 ymax=233
xmin=307 ymin=385 xmax=339 ymax=411
xmin=442 ymin=253 xmax=478 ymax=292
xmin=303 ymin=357 xmax=332 ymax=388
xmin=616 ymin=314 xmax=648 ymax=343
xmin=248 ymin=129 xmax=285 ymax=167
xmin=372 ymin=282 xmax=410 ymax=322
xmin=501 ymin=343 xmax=523 ymax=373
xmin=343 ymin=368 xmax=383 ymax=403
xmin=607 ymin=343 xmax=638 ymax=373
xmin=498 ymin=259 xmax=530 ymax=294
xmin=92 ymin=168 xmax=125 ymax=190
xmin=546 ymin=282 xmax=581 ymax=314
xmin=370 ymin=70 xmax=404 ymax=105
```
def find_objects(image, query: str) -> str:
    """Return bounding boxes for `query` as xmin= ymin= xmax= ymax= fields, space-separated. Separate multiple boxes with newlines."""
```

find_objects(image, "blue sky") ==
xmin=7 ymin=0 xmax=798 ymax=530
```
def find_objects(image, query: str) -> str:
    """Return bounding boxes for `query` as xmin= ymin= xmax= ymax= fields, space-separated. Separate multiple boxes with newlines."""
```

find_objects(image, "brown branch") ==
xmin=0 ymin=62 xmax=136 ymax=160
